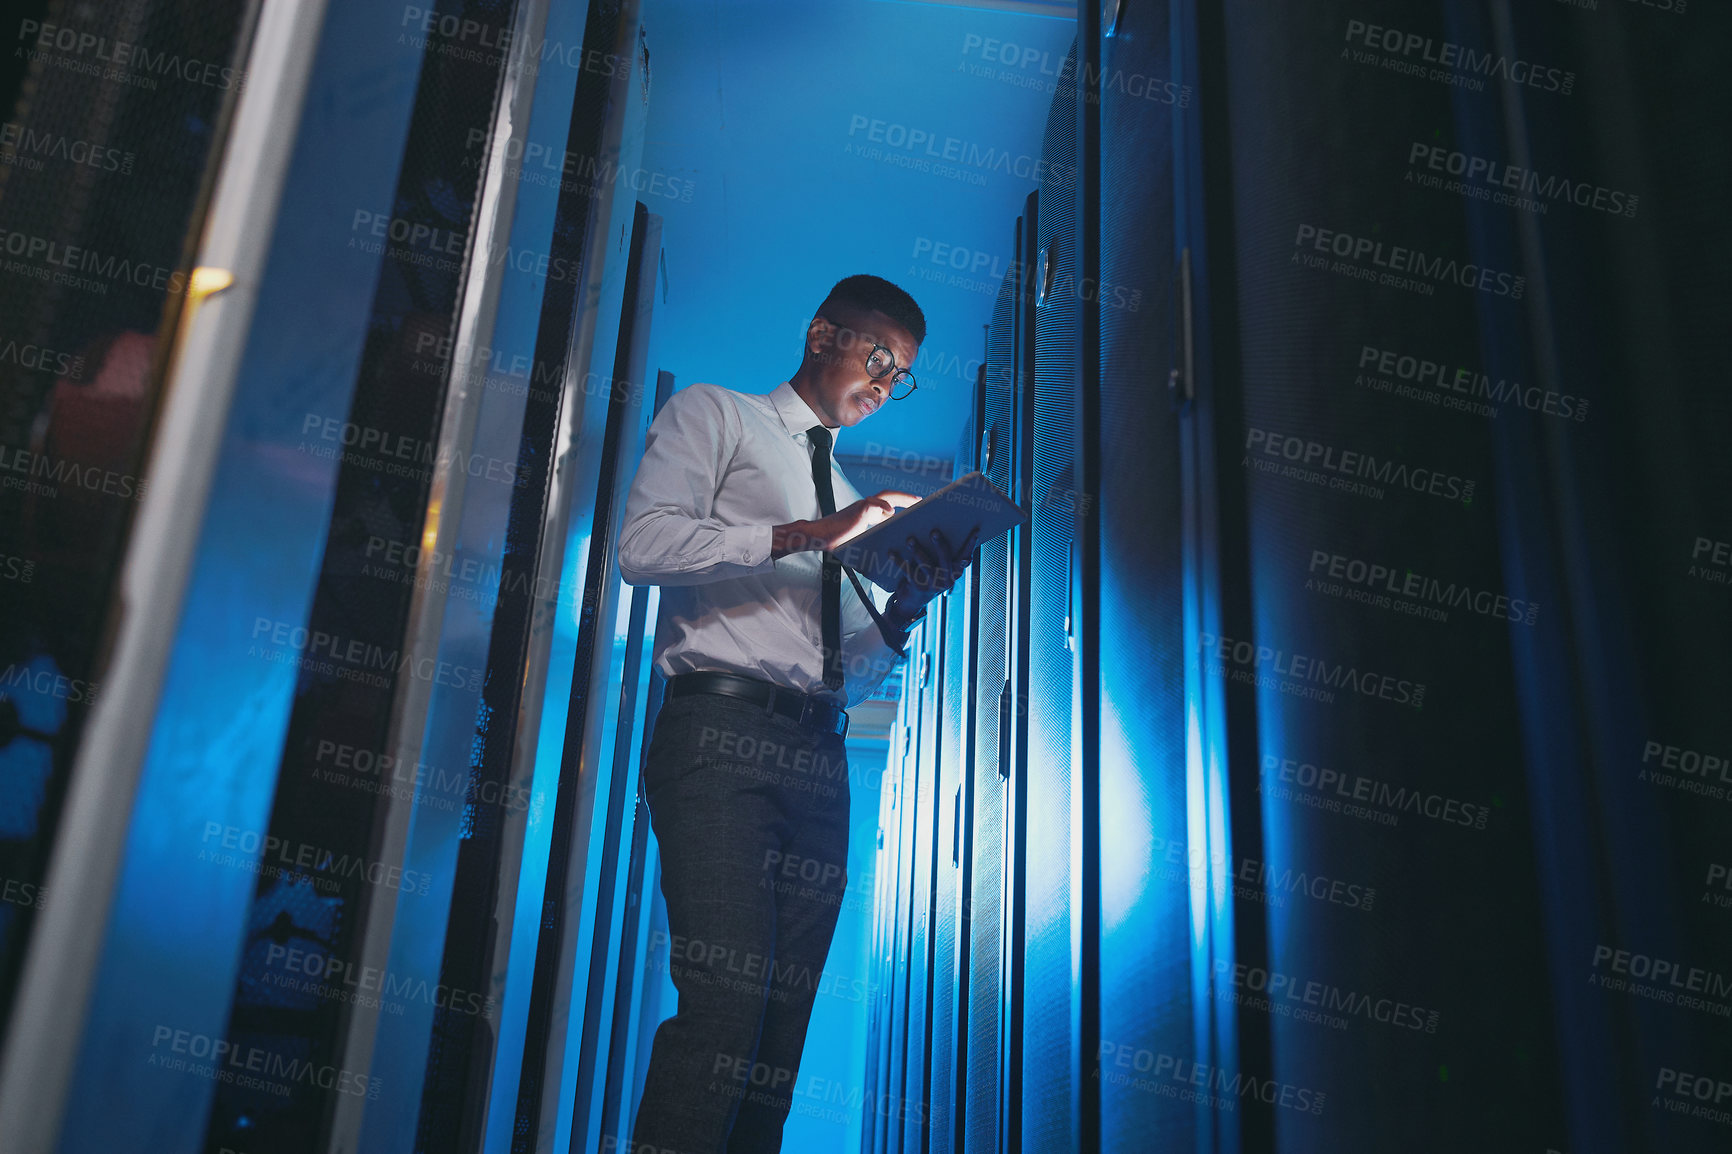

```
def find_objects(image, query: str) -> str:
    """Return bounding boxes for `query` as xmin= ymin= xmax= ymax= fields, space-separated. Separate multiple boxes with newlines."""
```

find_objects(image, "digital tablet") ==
xmin=832 ymin=471 xmax=1028 ymax=591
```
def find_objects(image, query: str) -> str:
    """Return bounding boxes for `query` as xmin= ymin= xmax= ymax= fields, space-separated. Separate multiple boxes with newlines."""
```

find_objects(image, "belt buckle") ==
xmin=798 ymin=695 xmax=848 ymax=740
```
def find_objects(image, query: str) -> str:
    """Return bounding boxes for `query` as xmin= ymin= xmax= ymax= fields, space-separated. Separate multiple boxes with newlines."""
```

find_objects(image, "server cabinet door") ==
xmin=1095 ymin=4 xmax=1196 ymax=1153
xmin=0 ymin=0 xmax=257 ymax=1046
xmin=904 ymin=637 xmax=944 ymax=1153
xmin=864 ymin=703 xmax=903 ymax=1154
xmin=928 ymin=586 xmax=972 ymax=1153
xmin=963 ymin=246 xmax=1022 ymax=1154
xmin=925 ymin=378 xmax=983 ymax=1154
xmin=1021 ymin=38 xmax=1083 ymax=1154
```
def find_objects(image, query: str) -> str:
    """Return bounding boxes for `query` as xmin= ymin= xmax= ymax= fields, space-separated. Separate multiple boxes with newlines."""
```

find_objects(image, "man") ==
xmin=618 ymin=274 xmax=978 ymax=1152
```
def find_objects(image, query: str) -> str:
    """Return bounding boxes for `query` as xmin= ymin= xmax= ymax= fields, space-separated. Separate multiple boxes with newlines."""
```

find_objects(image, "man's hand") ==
xmin=771 ymin=490 xmax=918 ymax=558
xmin=884 ymin=524 xmax=981 ymax=627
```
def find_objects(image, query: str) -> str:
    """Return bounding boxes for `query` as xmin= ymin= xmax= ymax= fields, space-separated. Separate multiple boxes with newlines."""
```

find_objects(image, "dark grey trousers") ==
xmin=625 ymin=689 xmax=852 ymax=1154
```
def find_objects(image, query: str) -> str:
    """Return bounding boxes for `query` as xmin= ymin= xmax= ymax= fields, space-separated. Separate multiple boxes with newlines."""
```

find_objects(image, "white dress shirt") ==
xmin=617 ymin=380 xmax=906 ymax=708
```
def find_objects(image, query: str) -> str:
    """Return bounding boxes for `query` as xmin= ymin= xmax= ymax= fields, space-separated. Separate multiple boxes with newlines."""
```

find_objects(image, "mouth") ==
xmin=855 ymin=392 xmax=879 ymax=416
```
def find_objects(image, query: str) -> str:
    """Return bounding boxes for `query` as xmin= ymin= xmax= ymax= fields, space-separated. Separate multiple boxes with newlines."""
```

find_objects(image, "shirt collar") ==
xmin=770 ymin=380 xmax=838 ymax=445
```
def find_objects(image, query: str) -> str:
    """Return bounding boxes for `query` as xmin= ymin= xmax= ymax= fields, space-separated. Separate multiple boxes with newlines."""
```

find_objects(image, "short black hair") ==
xmin=818 ymin=274 xmax=927 ymax=346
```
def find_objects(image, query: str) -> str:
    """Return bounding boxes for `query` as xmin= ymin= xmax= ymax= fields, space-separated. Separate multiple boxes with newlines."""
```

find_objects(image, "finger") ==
xmin=876 ymin=490 xmax=920 ymax=509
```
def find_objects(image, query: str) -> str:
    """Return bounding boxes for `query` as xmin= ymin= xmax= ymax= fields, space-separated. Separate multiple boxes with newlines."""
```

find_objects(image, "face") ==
xmin=801 ymin=306 xmax=919 ymax=428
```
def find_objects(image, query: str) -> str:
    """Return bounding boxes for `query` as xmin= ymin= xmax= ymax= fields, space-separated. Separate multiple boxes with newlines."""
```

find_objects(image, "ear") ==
xmin=805 ymin=315 xmax=834 ymax=358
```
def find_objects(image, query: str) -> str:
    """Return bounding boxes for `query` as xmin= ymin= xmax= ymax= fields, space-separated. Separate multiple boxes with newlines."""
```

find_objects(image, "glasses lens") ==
xmin=865 ymin=347 xmax=894 ymax=378
xmin=890 ymin=373 xmax=916 ymax=400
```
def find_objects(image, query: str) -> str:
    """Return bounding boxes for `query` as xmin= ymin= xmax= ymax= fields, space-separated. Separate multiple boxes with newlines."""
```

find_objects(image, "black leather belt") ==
xmin=665 ymin=671 xmax=850 ymax=739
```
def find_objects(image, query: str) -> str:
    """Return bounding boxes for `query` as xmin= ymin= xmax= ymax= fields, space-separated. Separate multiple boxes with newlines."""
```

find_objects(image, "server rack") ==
xmin=0 ymin=0 xmax=261 ymax=1042
xmin=0 ymin=0 xmax=679 ymax=1148
xmin=1178 ymin=1 xmax=1731 ymax=1151
xmin=412 ymin=3 xmax=651 ymax=1148
xmin=193 ymin=0 xmax=534 ymax=1146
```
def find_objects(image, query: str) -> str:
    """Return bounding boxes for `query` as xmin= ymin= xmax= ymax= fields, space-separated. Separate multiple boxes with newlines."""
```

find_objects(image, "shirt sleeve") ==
xmin=617 ymin=385 xmax=777 ymax=586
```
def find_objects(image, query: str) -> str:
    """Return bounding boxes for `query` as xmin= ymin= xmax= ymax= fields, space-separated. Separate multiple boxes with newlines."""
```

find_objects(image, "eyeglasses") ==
xmin=821 ymin=314 xmax=918 ymax=401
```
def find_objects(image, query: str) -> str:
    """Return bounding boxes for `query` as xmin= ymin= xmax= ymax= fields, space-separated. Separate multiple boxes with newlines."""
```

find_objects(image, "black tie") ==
xmin=807 ymin=425 xmax=843 ymax=690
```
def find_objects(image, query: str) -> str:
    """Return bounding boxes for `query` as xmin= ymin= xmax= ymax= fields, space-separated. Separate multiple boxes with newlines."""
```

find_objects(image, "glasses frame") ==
xmin=819 ymin=313 xmax=918 ymax=401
